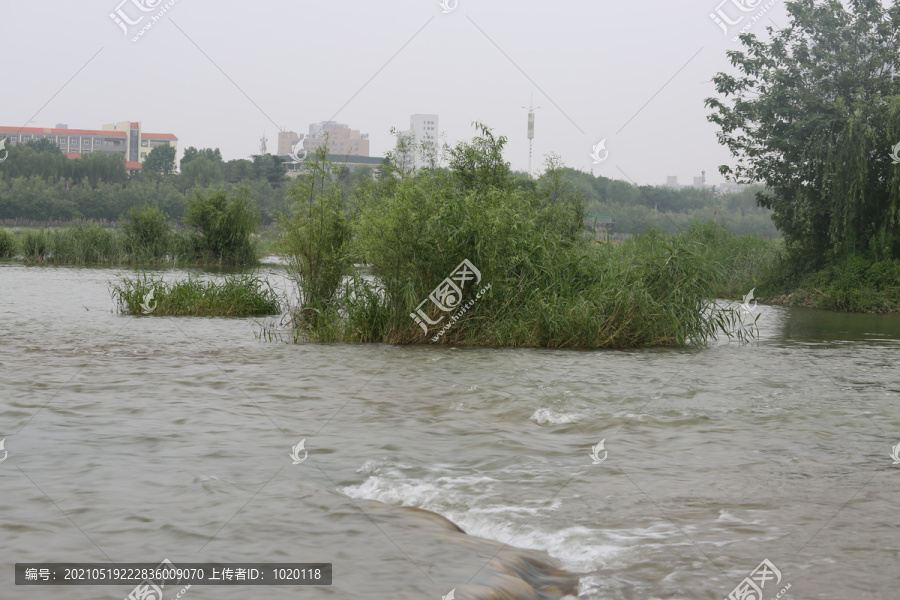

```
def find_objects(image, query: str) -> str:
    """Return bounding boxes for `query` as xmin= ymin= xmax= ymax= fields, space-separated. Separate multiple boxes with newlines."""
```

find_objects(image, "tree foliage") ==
xmin=706 ymin=0 xmax=900 ymax=263
xmin=142 ymin=145 xmax=177 ymax=175
xmin=0 ymin=140 xmax=127 ymax=185
xmin=180 ymin=146 xmax=223 ymax=170
xmin=0 ymin=142 xmax=289 ymax=223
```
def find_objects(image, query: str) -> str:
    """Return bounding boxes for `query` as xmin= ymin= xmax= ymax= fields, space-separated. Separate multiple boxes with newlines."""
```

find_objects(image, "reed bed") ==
xmin=0 ymin=228 xmax=16 ymax=257
xmin=296 ymin=227 xmax=750 ymax=348
xmin=111 ymin=273 xmax=280 ymax=317
xmin=13 ymin=224 xmax=258 ymax=266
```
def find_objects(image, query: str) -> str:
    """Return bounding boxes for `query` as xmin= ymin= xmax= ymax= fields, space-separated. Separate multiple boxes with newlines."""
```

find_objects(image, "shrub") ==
xmin=185 ymin=187 xmax=259 ymax=265
xmin=124 ymin=205 xmax=171 ymax=258
xmin=278 ymin=144 xmax=353 ymax=324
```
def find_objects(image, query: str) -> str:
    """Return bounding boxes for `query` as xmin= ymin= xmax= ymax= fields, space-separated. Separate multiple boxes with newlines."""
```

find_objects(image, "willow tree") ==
xmin=706 ymin=0 xmax=900 ymax=264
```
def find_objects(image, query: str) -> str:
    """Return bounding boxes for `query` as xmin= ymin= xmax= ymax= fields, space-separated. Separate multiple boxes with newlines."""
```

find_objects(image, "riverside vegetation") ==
xmin=705 ymin=0 xmax=900 ymax=314
xmin=1 ymin=187 xmax=260 ymax=266
xmin=111 ymin=273 xmax=279 ymax=317
xmin=272 ymin=125 xmax=755 ymax=348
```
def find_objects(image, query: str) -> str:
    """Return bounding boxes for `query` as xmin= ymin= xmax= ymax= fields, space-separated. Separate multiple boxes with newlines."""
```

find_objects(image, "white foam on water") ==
xmin=445 ymin=509 xmax=623 ymax=573
xmin=530 ymin=406 xmax=581 ymax=425
xmin=341 ymin=460 xmax=626 ymax=575
xmin=716 ymin=509 xmax=764 ymax=525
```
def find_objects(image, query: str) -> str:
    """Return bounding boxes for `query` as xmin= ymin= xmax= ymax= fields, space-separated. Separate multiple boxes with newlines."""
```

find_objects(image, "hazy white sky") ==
xmin=0 ymin=0 xmax=793 ymax=185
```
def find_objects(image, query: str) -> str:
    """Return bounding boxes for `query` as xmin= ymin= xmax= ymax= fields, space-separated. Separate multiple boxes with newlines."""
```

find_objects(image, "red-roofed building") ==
xmin=102 ymin=120 xmax=178 ymax=164
xmin=0 ymin=121 xmax=177 ymax=172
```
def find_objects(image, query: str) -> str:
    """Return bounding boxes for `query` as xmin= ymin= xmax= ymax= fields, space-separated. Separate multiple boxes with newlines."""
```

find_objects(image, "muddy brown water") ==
xmin=1 ymin=262 xmax=898 ymax=599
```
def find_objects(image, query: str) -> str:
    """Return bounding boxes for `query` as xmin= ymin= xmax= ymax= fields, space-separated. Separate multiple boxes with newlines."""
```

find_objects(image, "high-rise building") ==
xmin=397 ymin=114 xmax=439 ymax=170
xmin=666 ymin=176 xmax=679 ymax=188
xmin=0 ymin=120 xmax=177 ymax=172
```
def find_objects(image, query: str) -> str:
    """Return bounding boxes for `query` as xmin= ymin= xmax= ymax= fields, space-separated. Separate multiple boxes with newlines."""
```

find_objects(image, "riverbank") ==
xmin=755 ymin=256 xmax=900 ymax=315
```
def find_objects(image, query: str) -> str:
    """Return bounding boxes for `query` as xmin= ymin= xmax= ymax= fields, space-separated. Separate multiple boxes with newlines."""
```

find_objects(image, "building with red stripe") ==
xmin=0 ymin=120 xmax=177 ymax=174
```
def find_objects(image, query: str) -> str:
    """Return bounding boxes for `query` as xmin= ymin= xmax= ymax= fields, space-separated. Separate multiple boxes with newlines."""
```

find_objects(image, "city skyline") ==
xmin=0 ymin=1 xmax=792 ymax=186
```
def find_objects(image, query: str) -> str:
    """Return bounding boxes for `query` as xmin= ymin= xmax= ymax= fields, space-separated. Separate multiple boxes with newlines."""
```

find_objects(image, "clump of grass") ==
xmin=47 ymin=223 xmax=124 ymax=264
xmin=111 ymin=273 xmax=281 ymax=317
xmin=21 ymin=228 xmax=49 ymax=261
xmin=19 ymin=224 xmax=129 ymax=264
xmin=16 ymin=220 xmax=260 ymax=266
xmin=0 ymin=228 xmax=17 ymax=257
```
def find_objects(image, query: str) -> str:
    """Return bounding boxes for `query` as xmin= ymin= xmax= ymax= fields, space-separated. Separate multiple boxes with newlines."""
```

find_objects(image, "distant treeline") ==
xmin=555 ymin=168 xmax=778 ymax=237
xmin=0 ymin=139 xmax=290 ymax=223
xmin=0 ymin=138 xmax=777 ymax=237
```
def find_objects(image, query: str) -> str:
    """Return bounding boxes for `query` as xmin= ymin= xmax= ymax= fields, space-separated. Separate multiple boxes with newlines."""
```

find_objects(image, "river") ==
xmin=0 ymin=262 xmax=898 ymax=599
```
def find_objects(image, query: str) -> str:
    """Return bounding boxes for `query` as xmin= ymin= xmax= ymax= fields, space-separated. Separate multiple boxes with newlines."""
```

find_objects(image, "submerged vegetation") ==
xmin=271 ymin=125 xmax=754 ymax=348
xmin=111 ymin=273 xmax=280 ymax=317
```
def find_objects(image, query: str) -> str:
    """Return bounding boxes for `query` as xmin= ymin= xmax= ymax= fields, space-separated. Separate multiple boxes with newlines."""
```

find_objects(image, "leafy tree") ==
xmin=706 ymin=0 xmax=900 ymax=263
xmin=535 ymin=154 xmax=586 ymax=241
xmin=179 ymin=155 xmax=224 ymax=190
xmin=23 ymin=138 xmax=63 ymax=155
xmin=448 ymin=121 xmax=511 ymax=193
xmin=224 ymin=158 xmax=255 ymax=182
xmin=180 ymin=146 xmax=223 ymax=170
xmin=252 ymin=154 xmax=287 ymax=187
xmin=142 ymin=145 xmax=177 ymax=175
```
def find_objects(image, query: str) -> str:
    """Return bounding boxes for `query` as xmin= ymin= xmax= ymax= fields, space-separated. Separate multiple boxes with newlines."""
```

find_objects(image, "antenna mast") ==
xmin=523 ymin=94 xmax=541 ymax=176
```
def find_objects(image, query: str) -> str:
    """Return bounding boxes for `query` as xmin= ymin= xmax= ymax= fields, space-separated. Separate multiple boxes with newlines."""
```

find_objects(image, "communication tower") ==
xmin=522 ymin=94 xmax=541 ymax=175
